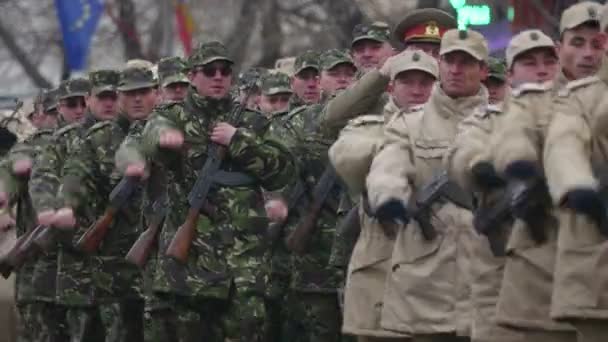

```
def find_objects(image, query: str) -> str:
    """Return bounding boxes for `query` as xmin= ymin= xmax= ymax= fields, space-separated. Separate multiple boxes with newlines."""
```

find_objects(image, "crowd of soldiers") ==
xmin=2 ymin=1 xmax=608 ymax=342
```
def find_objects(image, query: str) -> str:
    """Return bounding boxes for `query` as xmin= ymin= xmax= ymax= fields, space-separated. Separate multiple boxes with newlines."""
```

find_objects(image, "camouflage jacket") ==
xmin=60 ymin=114 xmax=145 ymax=302
xmin=117 ymin=90 xmax=294 ymax=299
xmin=0 ymin=128 xmax=54 ymax=303
xmin=29 ymin=116 xmax=100 ymax=306
xmin=269 ymin=103 xmax=345 ymax=293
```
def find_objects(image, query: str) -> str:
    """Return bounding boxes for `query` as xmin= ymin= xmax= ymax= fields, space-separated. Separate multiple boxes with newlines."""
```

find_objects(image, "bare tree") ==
xmin=257 ymin=0 xmax=284 ymax=67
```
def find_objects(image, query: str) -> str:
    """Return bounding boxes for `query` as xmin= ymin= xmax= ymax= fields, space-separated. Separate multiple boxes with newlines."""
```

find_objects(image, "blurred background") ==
xmin=0 ymin=0 xmax=591 ymax=106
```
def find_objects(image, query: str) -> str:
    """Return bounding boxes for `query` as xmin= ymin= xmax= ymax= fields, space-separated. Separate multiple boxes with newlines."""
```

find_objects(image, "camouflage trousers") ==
xmin=284 ymin=291 xmax=345 ymax=342
xmin=17 ymin=302 xmax=68 ymax=342
xmin=225 ymin=287 xmax=266 ymax=342
xmin=64 ymin=306 xmax=104 ymax=342
xmin=98 ymin=299 xmax=144 ymax=342
xmin=144 ymin=294 xmax=231 ymax=342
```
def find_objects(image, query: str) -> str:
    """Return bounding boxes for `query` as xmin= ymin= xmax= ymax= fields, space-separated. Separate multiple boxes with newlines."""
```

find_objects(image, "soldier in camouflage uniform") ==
xmin=28 ymin=74 xmax=121 ymax=342
xmin=27 ymin=89 xmax=59 ymax=130
xmin=319 ymin=49 xmax=357 ymax=99
xmin=349 ymin=22 xmax=394 ymax=74
xmin=483 ymin=57 xmax=507 ymax=105
xmin=258 ymin=72 xmax=292 ymax=118
xmin=237 ymin=67 xmax=266 ymax=111
xmin=116 ymin=41 xmax=294 ymax=342
xmin=289 ymin=51 xmax=321 ymax=110
xmin=50 ymin=66 xmax=160 ymax=342
xmin=158 ymin=56 xmax=191 ymax=103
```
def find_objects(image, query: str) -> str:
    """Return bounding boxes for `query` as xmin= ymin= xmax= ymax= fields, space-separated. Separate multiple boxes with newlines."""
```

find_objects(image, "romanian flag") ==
xmin=175 ymin=0 xmax=194 ymax=55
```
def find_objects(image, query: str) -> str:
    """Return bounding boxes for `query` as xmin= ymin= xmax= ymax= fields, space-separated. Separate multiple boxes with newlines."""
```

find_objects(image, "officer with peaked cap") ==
xmin=393 ymin=8 xmax=458 ymax=59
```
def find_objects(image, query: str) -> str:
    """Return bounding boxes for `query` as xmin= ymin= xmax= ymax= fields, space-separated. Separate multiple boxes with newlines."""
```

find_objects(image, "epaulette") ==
xmin=55 ymin=122 xmax=81 ymax=137
xmin=557 ymin=75 xmax=600 ymax=97
xmin=348 ymin=114 xmax=384 ymax=127
xmin=511 ymin=81 xmax=553 ymax=98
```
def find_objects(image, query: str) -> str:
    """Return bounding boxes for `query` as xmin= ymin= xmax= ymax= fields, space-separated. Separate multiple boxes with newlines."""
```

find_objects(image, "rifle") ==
xmin=0 ymin=223 xmax=42 ymax=278
xmin=76 ymin=176 xmax=139 ymax=253
xmin=125 ymin=200 xmax=167 ymax=268
xmin=286 ymin=165 xmax=339 ymax=255
xmin=265 ymin=181 xmax=306 ymax=252
xmin=473 ymin=179 xmax=549 ymax=256
xmin=409 ymin=171 xmax=474 ymax=241
xmin=165 ymin=84 xmax=254 ymax=263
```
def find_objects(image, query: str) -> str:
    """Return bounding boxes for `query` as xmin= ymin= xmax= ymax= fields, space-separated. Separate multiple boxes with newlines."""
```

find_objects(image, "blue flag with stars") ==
xmin=55 ymin=0 xmax=104 ymax=71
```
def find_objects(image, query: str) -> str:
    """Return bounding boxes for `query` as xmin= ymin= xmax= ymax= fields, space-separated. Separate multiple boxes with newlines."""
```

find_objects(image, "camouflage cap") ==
xmin=393 ymin=8 xmax=457 ymax=45
xmin=440 ymin=29 xmax=489 ymax=62
xmin=157 ymin=56 xmax=191 ymax=88
xmin=189 ymin=41 xmax=233 ymax=68
xmin=487 ymin=57 xmax=507 ymax=82
xmin=391 ymin=50 xmax=438 ymax=80
xmin=293 ymin=50 xmax=321 ymax=76
xmin=238 ymin=67 xmax=267 ymax=91
xmin=351 ymin=21 xmax=391 ymax=46
xmin=57 ymin=78 xmax=91 ymax=100
xmin=560 ymin=1 xmax=601 ymax=34
xmin=118 ymin=66 xmax=157 ymax=92
xmin=41 ymin=88 xmax=59 ymax=113
xmin=506 ymin=29 xmax=555 ymax=68
xmin=320 ymin=49 xmax=356 ymax=71
xmin=260 ymin=72 xmax=292 ymax=96
xmin=89 ymin=69 xmax=120 ymax=95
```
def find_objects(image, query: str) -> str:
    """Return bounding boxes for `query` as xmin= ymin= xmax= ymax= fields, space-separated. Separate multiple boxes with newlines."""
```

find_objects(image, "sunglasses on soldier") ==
xmin=198 ymin=64 xmax=232 ymax=78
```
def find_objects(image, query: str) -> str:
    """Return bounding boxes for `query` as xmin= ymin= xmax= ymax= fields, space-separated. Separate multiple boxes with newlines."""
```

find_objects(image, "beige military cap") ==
xmin=560 ymin=1 xmax=601 ymax=34
xmin=390 ymin=50 xmax=438 ymax=80
xmin=506 ymin=29 xmax=555 ymax=68
xmin=440 ymin=29 xmax=489 ymax=62
xmin=601 ymin=4 xmax=608 ymax=32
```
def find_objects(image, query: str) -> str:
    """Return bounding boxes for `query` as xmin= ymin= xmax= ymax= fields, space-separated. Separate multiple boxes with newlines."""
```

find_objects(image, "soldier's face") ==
xmin=482 ymin=78 xmax=507 ymax=104
xmin=439 ymin=51 xmax=487 ymax=98
xmin=162 ymin=82 xmax=189 ymax=102
xmin=189 ymin=61 xmax=233 ymax=99
xmin=291 ymin=69 xmax=321 ymax=104
xmin=259 ymin=93 xmax=291 ymax=115
xmin=391 ymin=70 xmax=436 ymax=108
xmin=558 ymin=25 xmax=605 ymax=80
xmin=58 ymin=96 xmax=87 ymax=124
xmin=509 ymin=48 xmax=559 ymax=85
xmin=406 ymin=42 xmax=440 ymax=60
xmin=351 ymin=40 xmax=394 ymax=72
xmin=86 ymin=92 xmax=119 ymax=121
xmin=320 ymin=64 xmax=357 ymax=96
xmin=119 ymin=87 xmax=158 ymax=120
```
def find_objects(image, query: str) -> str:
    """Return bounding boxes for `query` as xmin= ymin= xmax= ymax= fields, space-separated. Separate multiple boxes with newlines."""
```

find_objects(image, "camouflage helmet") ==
xmin=118 ymin=66 xmax=157 ymax=92
xmin=351 ymin=21 xmax=391 ymax=46
xmin=260 ymin=72 xmax=292 ymax=96
xmin=157 ymin=56 xmax=191 ymax=88
xmin=189 ymin=41 xmax=233 ymax=68
xmin=238 ymin=67 xmax=267 ymax=91
xmin=57 ymin=78 xmax=91 ymax=100
xmin=293 ymin=50 xmax=321 ymax=76
xmin=487 ymin=57 xmax=507 ymax=82
xmin=89 ymin=69 xmax=120 ymax=95
xmin=320 ymin=49 xmax=356 ymax=71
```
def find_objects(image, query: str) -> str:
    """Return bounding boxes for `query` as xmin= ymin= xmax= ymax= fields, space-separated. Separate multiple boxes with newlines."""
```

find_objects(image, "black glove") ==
xmin=505 ymin=160 xmax=540 ymax=180
xmin=375 ymin=198 xmax=409 ymax=225
xmin=563 ymin=188 xmax=608 ymax=234
xmin=471 ymin=162 xmax=505 ymax=189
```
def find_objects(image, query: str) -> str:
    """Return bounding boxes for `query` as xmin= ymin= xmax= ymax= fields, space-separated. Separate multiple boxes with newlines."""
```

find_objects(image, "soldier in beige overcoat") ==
xmin=542 ymin=5 xmax=608 ymax=342
xmin=447 ymin=29 xmax=568 ymax=342
xmin=488 ymin=3 xmax=604 ymax=342
xmin=365 ymin=29 xmax=489 ymax=342
xmin=330 ymin=50 xmax=438 ymax=342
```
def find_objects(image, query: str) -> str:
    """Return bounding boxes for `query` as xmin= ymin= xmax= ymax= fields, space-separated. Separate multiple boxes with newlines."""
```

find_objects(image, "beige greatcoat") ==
xmin=544 ymin=62 xmax=608 ymax=321
xmin=329 ymin=98 xmax=407 ymax=339
xmin=365 ymin=84 xmax=486 ymax=335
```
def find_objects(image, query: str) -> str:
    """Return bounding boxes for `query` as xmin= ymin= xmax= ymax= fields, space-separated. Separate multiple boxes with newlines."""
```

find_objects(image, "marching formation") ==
xmin=2 ymin=2 xmax=608 ymax=342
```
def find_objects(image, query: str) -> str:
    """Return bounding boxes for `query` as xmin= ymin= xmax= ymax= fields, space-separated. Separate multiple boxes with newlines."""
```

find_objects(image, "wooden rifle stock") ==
xmin=75 ymin=207 xmax=118 ymax=254
xmin=0 ymin=225 xmax=40 ymax=278
xmin=126 ymin=208 xmax=166 ymax=268
xmin=165 ymin=208 xmax=200 ymax=263
xmin=286 ymin=200 xmax=324 ymax=255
